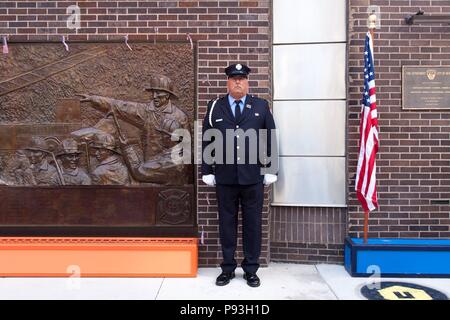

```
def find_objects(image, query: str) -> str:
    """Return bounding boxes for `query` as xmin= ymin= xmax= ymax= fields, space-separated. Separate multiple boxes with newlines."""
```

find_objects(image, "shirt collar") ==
xmin=228 ymin=94 xmax=247 ymax=107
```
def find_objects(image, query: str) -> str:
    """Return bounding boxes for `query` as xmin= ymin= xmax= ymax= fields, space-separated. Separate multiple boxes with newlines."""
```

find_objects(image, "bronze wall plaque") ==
xmin=0 ymin=43 xmax=196 ymax=237
xmin=402 ymin=66 xmax=450 ymax=110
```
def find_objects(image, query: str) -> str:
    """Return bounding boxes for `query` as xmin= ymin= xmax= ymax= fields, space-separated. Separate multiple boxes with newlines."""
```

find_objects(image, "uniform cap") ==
xmin=225 ymin=63 xmax=251 ymax=78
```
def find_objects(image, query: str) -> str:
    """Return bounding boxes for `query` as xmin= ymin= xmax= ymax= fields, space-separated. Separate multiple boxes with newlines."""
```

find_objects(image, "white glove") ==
xmin=202 ymin=174 xmax=216 ymax=186
xmin=263 ymin=174 xmax=277 ymax=186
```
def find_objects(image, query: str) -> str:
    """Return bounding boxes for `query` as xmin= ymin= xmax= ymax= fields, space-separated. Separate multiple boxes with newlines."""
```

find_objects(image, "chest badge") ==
xmin=254 ymin=113 xmax=260 ymax=117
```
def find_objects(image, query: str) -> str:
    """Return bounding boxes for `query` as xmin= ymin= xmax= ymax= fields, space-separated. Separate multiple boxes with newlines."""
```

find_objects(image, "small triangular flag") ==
xmin=2 ymin=36 xmax=9 ymax=54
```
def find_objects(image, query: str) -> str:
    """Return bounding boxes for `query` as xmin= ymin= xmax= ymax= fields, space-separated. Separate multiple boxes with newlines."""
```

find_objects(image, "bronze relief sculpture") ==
xmin=0 ymin=43 xmax=196 ymax=236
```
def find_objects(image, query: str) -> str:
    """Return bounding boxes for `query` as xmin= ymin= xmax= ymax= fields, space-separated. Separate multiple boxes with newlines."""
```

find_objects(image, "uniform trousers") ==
xmin=215 ymin=182 xmax=264 ymax=274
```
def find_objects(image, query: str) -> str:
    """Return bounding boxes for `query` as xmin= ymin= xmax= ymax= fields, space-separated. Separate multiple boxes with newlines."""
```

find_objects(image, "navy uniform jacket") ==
xmin=202 ymin=94 xmax=277 ymax=185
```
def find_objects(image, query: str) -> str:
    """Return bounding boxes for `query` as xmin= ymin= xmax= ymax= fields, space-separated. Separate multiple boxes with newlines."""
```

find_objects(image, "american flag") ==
xmin=355 ymin=31 xmax=379 ymax=212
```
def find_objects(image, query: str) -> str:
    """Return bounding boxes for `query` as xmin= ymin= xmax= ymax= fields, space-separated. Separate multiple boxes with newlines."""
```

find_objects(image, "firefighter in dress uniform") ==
xmin=202 ymin=63 xmax=278 ymax=287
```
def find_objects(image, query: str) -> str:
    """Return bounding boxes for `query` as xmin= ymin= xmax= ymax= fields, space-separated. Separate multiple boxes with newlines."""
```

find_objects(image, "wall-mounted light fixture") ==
xmin=367 ymin=5 xmax=381 ymax=29
xmin=405 ymin=10 xmax=450 ymax=25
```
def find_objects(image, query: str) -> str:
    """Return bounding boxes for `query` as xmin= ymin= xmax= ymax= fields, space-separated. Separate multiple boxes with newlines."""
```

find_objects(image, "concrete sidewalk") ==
xmin=0 ymin=263 xmax=448 ymax=300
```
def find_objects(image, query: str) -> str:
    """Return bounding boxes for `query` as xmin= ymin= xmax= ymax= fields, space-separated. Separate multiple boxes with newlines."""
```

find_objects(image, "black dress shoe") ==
xmin=215 ymin=271 xmax=235 ymax=286
xmin=243 ymin=273 xmax=260 ymax=287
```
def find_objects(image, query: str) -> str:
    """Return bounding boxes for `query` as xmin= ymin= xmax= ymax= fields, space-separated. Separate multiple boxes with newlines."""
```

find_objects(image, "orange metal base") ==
xmin=0 ymin=237 xmax=198 ymax=277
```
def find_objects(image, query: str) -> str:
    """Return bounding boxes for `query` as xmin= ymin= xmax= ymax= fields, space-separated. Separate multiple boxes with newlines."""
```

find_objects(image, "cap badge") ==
xmin=236 ymin=64 xmax=242 ymax=71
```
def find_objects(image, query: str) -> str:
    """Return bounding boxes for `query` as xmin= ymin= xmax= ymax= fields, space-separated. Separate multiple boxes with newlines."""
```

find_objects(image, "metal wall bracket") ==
xmin=405 ymin=10 xmax=450 ymax=25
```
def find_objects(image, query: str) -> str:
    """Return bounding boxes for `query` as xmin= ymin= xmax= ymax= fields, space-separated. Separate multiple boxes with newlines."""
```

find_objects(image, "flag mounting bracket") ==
xmin=405 ymin=10 xmax=450 ymax=25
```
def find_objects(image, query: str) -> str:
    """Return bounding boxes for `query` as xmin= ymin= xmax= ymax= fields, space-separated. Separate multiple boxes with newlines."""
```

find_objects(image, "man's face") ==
xmin=60 ymin=153 xmax=80 ymax=170
xmin=27 ymin=150 xmax=45 ymax=165
xmin=227 ymin=75 xmax=249 ymax=99
xmin=152 ymin=90 xmax=170 ymax=108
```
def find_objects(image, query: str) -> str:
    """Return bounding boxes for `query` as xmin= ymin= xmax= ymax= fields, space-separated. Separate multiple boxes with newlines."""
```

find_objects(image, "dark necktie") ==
xmin=235 ymin=100 xmax=242 ymax=121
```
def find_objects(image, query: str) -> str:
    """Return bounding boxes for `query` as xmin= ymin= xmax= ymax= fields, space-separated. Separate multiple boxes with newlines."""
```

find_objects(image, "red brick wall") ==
xmin=270 ymin=207 xmax=346 ymax=264
xmin=0 ymin=0 xmax=271 ymax=267
xmin=348 ymin=0 xmax=450 ymax=239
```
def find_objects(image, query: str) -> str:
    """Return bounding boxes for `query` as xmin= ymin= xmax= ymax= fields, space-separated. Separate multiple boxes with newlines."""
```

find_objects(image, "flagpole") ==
xmin=364 ymin=210 xmax=369 ymax=243
xmin=364 ymin=12 xmax=377 ymax=244
xmin=369 ymin=26 xmax=375 ymax=49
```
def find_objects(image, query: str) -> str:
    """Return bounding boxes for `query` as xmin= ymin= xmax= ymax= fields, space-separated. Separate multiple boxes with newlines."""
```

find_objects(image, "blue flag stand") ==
xmin=345 ymin=237 xmax=450 ymax=278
